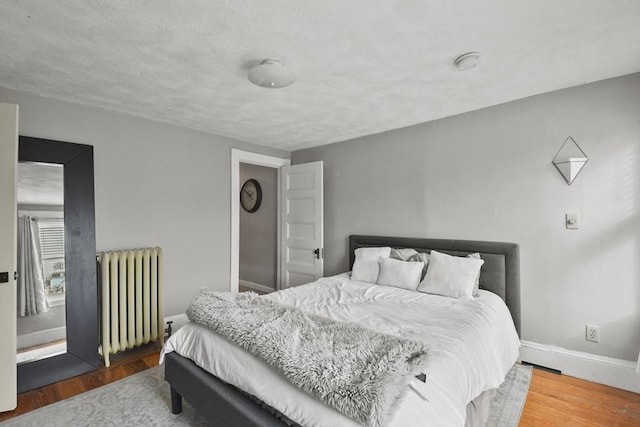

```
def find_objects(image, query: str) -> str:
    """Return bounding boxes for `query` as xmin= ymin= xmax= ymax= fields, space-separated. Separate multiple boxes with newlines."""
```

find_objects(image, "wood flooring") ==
xmin=520 ymin=369 xmax=640 ymax=426
xmin=1 ymin=345 xmax=639 ymax=426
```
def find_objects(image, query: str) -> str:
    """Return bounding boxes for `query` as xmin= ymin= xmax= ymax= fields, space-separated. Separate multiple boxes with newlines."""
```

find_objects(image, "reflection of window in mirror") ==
xmin=16 ymin=161 xmax=66 ymax=364
xmin=38 ymin=218 xmax=65 ymax=304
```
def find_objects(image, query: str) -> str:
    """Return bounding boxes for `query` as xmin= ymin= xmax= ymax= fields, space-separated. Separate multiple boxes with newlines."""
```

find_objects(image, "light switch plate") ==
xmin=566 ymin=213 xmax=579 ymax=229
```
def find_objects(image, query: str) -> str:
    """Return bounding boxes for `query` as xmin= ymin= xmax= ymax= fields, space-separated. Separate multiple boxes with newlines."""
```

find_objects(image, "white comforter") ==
xmin=161 ymin=274 xmax=520 ymax=427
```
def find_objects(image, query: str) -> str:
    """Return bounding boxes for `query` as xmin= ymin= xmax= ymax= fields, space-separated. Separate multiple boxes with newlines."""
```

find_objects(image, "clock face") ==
xmin=240 ymin=179 xmax=262 ymax=213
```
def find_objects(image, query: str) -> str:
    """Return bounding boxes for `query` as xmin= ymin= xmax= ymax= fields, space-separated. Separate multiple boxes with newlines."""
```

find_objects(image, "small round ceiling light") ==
xmin=454 ymin=52 xmax=480 ymax=71
xmin=248 ymin=59 xmax=296 ymax=89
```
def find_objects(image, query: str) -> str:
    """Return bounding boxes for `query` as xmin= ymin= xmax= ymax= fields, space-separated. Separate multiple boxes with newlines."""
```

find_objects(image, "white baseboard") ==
xmin=520 ymin=340 xmax=640 ymax=393
xmin=17 ymin=342 xmax=66 ymax=364
xmin=17 ymin=326 xmax=66 ymax=349
xmin=239 ymin=279 xmax=277 ymax=294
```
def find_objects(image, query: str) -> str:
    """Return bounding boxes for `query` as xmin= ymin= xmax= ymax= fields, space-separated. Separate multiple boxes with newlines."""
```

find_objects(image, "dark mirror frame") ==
xmin=17 ymin=136 xmax=98 ymax=393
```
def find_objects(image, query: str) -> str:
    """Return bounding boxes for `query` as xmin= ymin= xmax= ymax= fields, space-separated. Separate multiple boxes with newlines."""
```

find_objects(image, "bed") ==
xmin=162 ymin=235 xmax=521 ymax=427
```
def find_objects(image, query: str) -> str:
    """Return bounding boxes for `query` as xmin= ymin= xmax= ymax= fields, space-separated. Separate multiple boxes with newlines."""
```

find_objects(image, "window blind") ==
xmin=37 ymin=218 xmax=64 ymax=260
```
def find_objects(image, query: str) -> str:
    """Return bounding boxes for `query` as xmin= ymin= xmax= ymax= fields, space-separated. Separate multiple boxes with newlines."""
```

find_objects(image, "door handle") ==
xmin=313 ymin=248 xmax=323 ymax=260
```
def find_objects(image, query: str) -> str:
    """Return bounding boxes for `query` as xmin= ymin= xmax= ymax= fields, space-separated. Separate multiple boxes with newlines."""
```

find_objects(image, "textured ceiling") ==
xmin=17 ymin=162 xmax=64 ymax=206
xmin=1 ymin=1 xmax=639 ymax=151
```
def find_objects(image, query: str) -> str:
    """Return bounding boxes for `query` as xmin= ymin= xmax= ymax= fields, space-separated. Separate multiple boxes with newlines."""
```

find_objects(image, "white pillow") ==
xmin=351 ymin=247 xmax=391 ymax=283
xmin=376 ymin=257 xmax=424 ymax=291
xmin=417 ymin=250 xmax=484 ymax=299
xmin=390 ymin=248 xmax=430 ymax=279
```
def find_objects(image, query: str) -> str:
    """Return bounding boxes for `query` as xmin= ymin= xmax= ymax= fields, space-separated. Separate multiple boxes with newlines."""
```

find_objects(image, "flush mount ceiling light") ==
xmin=248 ymin=59 xmax=296 ymax=89
xmin=454 ymin=52 xmax=480 ymax=71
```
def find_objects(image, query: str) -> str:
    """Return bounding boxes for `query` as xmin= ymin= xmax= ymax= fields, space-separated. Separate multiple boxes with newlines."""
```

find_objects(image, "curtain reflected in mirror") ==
xmin=16 ymin=161 xmax=66 ymax=364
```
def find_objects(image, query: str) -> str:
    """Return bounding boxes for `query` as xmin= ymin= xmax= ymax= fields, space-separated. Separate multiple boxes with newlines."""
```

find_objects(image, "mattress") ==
xmin=161 ymin=273 xmax=520 ymax=427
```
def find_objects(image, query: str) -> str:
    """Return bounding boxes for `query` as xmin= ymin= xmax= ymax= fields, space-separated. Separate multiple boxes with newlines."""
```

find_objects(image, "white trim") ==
xmin=17 ymin=342 xmax=66 ymax=364
xmin=17 ymin=326 xmax=66 ymax=349
xmin=18 ymin=210 xmax=64 ymax=219
xmin=520 ymin=340 xmax=640 ymax=393
xmin=239 ymin=279 xmax=277 ymax=294
xmin=230 ymin=149 xmax=290 ymax=293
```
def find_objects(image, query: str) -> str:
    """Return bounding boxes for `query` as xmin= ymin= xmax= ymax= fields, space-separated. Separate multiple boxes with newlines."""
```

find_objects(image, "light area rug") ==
xmin=487 ymin=363 xmax=533 ymax=427
xmin=0 ymin=364 xmax=532 ymax=427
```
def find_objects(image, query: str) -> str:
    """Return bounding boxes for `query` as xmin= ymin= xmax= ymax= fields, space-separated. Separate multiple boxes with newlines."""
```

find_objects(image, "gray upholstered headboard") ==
xmin=349 ymin=235 xmax=521 ymax=337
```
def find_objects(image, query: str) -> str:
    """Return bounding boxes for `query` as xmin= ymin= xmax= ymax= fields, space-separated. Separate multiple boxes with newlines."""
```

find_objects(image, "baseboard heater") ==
xmin=98 ymin=247 xmax=164 ymax=367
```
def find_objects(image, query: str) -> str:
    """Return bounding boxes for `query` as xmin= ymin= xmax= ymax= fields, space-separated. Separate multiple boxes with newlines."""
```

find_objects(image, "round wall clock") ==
xmin=240 ymin=179 xmax=262 ymax=213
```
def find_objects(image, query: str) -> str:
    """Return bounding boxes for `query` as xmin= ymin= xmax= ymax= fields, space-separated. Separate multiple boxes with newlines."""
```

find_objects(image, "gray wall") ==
xmin=239 ymin=163 xmax=277 ymax=289
xmin=1 ymin=86 xmax=289 ymax=317
xmin=292 ymin=73 xmax=640 ymax=362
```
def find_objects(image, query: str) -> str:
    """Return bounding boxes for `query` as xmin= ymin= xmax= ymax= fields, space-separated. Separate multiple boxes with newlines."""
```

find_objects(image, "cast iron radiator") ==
xmin=98 ymin=247 xmax=163 ymax=367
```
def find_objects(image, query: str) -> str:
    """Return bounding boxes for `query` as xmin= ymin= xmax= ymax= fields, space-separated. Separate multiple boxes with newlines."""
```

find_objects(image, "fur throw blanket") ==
xmin=187 ymin=290 xmax=429 ymax=427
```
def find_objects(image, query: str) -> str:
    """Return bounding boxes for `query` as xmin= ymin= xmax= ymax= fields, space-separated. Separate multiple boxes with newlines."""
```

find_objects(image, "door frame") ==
xmin=230 ymin=149 xmax=290 ymax=293
xmin=0 ymin=103 xmax=18 ymax=411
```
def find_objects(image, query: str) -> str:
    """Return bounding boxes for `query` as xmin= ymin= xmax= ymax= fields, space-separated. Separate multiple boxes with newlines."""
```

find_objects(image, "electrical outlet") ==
xmin=586 ymin=324 xmax=599 ymax=343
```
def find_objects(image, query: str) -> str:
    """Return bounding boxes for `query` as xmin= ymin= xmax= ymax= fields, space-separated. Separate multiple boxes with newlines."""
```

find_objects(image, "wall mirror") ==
xmin=17 ymin=136 xmax=98 ymax=393
xmin=552 ymin=136 xmax=589 ymax=185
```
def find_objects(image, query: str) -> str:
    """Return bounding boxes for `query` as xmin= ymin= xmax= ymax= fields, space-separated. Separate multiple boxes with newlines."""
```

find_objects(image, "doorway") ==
xmin=230 ymin=149 xmax=290 ymax=293
xmin=238 ymin=163 xmax=278 ymax=294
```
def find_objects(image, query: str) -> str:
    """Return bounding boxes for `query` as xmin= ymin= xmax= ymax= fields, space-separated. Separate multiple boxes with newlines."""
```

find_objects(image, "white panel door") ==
xmin=0 ymin=103 xmax=18 ymax=412
xmin=280 ymin=161 xmax=323 ymax=288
